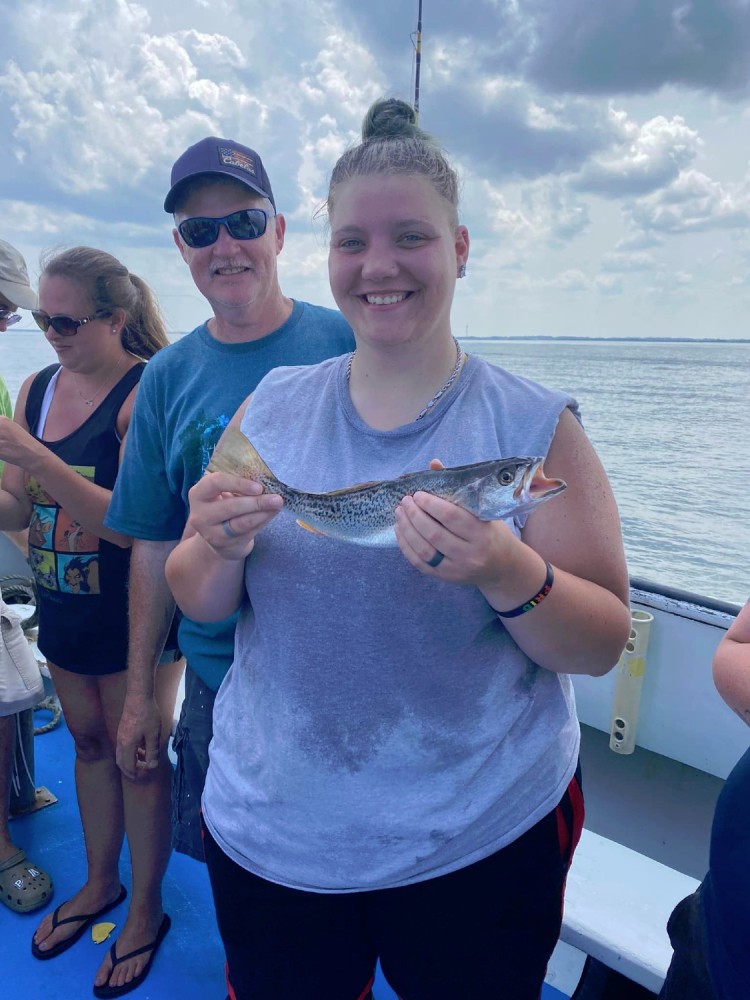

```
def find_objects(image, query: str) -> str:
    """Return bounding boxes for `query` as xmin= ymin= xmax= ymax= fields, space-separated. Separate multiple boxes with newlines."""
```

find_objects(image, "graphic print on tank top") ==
xmin=27 ymin=467 xmax=101 ymax=594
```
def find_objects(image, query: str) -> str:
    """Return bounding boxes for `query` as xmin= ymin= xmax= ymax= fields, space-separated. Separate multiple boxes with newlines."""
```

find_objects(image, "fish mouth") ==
xmin=515 ymin=462 xmax=567 ymax=502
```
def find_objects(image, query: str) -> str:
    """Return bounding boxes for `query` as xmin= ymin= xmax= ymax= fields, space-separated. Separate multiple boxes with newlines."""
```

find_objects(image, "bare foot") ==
xmin=33 ymin=880 xmax=122 ymax=953
xmin=94 ymin=906 xmax=166 ymax=991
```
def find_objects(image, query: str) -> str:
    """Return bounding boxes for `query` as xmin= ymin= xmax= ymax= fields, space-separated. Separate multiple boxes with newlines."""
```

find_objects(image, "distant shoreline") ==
xmin=7 ymin=329 xmax=749 ymax=345
xmin=460 ymin=335 xmax=750 ymax=344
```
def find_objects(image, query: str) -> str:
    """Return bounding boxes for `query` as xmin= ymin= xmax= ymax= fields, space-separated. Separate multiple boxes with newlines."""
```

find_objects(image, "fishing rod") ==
xmin=413 ymin=0 xmax=423 ymax=122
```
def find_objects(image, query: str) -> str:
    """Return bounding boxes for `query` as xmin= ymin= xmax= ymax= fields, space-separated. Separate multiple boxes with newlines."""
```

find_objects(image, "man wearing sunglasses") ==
xmin=0 ymin=239 xmax=55 ymax=917
xmin=105 ymin=138 xmax=354 ymax=871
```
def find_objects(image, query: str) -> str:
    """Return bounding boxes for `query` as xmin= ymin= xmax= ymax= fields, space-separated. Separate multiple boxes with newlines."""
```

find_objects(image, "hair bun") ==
xmin=361 ymin=98 xmax=422 ymax=142
xmin=326 ymin=98 xmax=459 ymax=221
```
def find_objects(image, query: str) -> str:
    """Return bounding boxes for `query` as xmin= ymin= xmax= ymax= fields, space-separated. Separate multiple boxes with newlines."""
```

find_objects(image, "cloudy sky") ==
xmin=3 ymin=0 xmax=750 ymax=340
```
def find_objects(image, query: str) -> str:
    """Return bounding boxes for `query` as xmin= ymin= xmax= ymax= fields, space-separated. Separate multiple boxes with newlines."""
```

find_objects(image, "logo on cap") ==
xmin=218 ymin=147 xmax=257 ymax=178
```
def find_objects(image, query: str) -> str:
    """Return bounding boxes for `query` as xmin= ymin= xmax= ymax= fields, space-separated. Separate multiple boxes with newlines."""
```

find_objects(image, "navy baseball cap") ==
xmin=164 ymin=136 xmax=276 ymax=213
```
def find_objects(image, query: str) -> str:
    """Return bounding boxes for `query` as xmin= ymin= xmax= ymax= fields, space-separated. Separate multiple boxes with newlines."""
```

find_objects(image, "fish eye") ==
xmin=499 ymin=469 xmax=515 ymax=485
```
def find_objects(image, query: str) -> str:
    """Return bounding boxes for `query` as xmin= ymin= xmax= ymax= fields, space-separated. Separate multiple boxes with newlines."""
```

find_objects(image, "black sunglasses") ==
xmin=0 ymin=309 xmax=21 ymax=326
xmin=32 ymin=310 xmax=110 ymax=337
xmin=178 ymin=209 xmax=270 ymax=248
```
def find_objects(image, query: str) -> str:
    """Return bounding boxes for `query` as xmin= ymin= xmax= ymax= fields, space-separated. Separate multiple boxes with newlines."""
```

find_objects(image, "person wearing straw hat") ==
xmin=0 ymin=238 xmax=39 ymax=322
xmin=0 ymin=238 xmax=53 ymax=915
xmin=0 ymin=239 xmax=39 ymax=423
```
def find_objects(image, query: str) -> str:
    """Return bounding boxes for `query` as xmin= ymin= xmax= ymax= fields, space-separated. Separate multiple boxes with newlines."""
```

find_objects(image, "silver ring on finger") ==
xmin=426 ymin=549 xmax=445 ymax=568
xmin=222 ymin=518 xmax=240 ymax=539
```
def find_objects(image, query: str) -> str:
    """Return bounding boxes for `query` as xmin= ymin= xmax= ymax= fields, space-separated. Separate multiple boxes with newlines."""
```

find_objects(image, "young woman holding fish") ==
xmin=166 ymin=99 xmax=631 ymax=1000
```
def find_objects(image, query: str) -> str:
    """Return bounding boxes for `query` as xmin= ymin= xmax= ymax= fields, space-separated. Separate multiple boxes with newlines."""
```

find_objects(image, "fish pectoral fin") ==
xmin=296 ymin=519 xmax=327 ymax=536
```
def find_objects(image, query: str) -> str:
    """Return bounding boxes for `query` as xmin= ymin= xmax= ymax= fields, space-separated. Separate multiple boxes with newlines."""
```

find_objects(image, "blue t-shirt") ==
xmin=105 ymin=300 xmax=354 ymax=689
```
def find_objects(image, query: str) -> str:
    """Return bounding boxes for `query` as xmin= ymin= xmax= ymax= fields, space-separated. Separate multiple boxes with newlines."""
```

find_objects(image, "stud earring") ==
xmin=458 ymin=264 xmax=467 ymax=279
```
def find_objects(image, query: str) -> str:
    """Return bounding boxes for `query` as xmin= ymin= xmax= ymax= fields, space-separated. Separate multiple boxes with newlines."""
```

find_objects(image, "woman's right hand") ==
xmin=166 ymin=471 xmax=283 ymax=621
xmin=186 ymin=470 xmax=284 ymax=560
xmin=0 ymin=416 xmax=47 ymax=473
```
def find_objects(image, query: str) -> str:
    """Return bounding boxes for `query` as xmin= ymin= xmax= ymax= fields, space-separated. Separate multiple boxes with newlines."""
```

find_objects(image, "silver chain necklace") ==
xmin=346 ymin=337 xmax=465 ymax=421
xmin=73 ymin=353 xmax=126 ymax=408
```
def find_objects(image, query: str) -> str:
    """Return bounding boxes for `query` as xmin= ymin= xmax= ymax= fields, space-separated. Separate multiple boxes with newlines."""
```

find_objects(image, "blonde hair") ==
xmin=40 ymin=246 xmax=169 ymax=359
xmin=326 ymin=98 xmax=460 ymax=224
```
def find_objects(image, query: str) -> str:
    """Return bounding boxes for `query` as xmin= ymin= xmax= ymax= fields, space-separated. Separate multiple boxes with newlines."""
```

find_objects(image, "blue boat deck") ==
xmin=6 ymin=710 xmax=572 ymax=999
xmin=7 ymin=713 xmax=227 ymax=999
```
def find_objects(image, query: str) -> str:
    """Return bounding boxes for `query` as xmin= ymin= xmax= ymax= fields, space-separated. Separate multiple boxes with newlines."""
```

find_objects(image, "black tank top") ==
xmin=24 ymin=362 xmax=144 ymax=674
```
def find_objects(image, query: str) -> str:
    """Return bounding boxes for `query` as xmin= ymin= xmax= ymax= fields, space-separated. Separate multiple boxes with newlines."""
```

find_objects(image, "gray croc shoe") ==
xmin=0 ymin=848 xmax=53 ymax=913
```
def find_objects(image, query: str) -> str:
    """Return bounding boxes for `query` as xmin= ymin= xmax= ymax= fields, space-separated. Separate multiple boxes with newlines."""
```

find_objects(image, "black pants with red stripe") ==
xmin=204 ymin=766 xmax=584 ymax=1000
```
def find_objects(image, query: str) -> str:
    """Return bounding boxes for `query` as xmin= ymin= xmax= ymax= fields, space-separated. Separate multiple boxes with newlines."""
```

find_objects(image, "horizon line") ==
xmin=458 ymin=335 xmax=750 ymax=343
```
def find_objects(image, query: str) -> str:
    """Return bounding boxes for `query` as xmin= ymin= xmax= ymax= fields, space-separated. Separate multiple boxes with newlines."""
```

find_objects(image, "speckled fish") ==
xmin=208 ymin=427 xmax=566 ymax=548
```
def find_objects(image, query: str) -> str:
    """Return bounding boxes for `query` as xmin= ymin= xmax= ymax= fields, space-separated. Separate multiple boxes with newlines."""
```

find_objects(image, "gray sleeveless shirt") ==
xmin=202 ymin=353 xmax=581 ymax=892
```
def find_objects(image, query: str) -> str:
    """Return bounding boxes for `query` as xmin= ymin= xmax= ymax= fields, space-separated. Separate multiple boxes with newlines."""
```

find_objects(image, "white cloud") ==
xmin=1 ymin=200 xmax=98 ymax=241
xmin=179 ymin=29 xmax=245 ymax=67
xmin=629 ymin=169 xmax=750 ymax=233
xmin=600 ymin=250 xmax=658 ymax=273
xmin=0 ymin=0 xmax=750 ymax=340
xmin=614 ymin=232 xmax=665 ymax=251
xmin=521 ymin=179 xmax=590 ymax=245
xmin=301 ymin=31 xmax=384 ymax=112
xmin=573 ymin=110 xmax=702 ymax=197
xmin=674 ymin=271 xmax=694 ymax=285
xmin=137 ymin=34 xmax=199 ymax=99
xmin=595 ymin=274 xmax=625 ymax=295
xmin=549 ymin=269 xmax=591 ymax=291
xmin=479 ymin=183 xmax=535 ymax=240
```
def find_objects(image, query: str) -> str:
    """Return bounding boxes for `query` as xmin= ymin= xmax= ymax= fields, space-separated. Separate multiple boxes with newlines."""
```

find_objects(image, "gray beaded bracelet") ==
xmin=495 ymin=562 xmax=554 ymax=619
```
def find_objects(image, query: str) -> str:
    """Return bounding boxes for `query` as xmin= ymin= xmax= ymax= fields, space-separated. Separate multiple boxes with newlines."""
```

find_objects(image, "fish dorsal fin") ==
xmin=322 ymin=479 xmax=382 ymax=496
xmin=207 ymin=427 xmax=274 ymax=480
xmin=296 ymin=519 xmax=327 ymax=536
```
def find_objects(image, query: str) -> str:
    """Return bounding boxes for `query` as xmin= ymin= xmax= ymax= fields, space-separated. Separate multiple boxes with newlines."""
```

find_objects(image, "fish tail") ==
xmin=207 ymin=426 xmax=275 ymax=480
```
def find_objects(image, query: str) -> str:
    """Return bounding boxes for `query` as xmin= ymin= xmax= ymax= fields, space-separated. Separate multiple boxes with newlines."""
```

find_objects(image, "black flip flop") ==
xmin=93 ymin=913 xmax=171 ymax=999
xmin=31 ymin=885 xmax=128 ymax=960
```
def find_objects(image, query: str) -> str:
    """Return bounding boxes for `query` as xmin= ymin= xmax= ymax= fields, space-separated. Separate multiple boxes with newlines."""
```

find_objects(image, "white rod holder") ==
xmin=609 ymin=609 xmax=654 ymax=754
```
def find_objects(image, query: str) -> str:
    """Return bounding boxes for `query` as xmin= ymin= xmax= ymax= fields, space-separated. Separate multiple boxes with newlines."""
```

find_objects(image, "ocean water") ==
xmin=465 ymin=338 xmax=749 ymax=607
xmin=1 ymin=331 xmax=747 ymax=606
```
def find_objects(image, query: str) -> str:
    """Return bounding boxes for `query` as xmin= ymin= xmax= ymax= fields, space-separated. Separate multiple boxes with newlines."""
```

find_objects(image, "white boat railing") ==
xmin=574 ymin=578 xmax=743 ymax=780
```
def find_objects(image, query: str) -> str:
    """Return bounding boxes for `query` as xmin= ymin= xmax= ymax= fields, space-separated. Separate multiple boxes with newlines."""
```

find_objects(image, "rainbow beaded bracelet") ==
xmin=495 ymin=562 xmax=554 ymax=619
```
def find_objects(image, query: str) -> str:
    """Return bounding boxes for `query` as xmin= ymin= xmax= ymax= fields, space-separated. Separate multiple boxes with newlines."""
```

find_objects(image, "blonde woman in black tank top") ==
xmin=0 ymin=247 xmax=181 ymax=998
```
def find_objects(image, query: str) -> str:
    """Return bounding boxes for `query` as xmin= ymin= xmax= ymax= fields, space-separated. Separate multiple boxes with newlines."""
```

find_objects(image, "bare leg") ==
xmin=1 ymin=711 xmax=54 ymax=915
xmin=0 ymin=714 xmax=18 ymax=860
xmin=33 ymin=663 xmax=124 ymax=953
xmin=94 ymin=658 xmax=184 ymax=991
